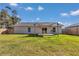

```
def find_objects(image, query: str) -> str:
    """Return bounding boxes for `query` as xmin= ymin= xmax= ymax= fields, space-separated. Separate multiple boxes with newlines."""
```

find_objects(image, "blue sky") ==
xmin=0 ymin=3 xmax=79 ymax=26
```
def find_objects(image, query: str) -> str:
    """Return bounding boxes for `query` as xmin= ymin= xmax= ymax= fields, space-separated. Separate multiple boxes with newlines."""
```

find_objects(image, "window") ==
xmin=28 ymin=27 xmax=31 ymax=32
xmin=53 ymin=27 xmax=56 ymax=32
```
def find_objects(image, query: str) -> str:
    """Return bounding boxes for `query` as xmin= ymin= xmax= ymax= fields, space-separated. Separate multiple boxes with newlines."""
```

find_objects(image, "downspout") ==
xmin=34 ymin=23 xmax=36 ymax=34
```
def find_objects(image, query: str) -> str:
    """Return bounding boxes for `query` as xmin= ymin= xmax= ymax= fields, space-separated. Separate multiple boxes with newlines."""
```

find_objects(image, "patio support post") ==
xmin=56 ymin=22 xmax=59 ymax=39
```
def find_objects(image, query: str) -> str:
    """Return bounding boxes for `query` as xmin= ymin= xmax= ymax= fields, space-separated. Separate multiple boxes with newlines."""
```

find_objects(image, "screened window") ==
xmin=28 ymin=27 xmax=31 ymax=32
xmin=53 ymin=27 xmax=56 ymax=32
xmin=42 ymin=28 xmax=47 ymax=34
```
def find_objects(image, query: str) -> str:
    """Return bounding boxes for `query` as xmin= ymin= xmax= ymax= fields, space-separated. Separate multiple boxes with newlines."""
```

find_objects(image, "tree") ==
xmin=11 ymin=10 xmax=21 ymax=25
xmin=0 ymin=6 xmax=21 ymax=28
xmin=0 ymin=9 xmax=9 ymax=28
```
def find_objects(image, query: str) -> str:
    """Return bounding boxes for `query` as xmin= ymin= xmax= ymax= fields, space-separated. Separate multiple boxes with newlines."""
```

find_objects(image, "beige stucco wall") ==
xmin=14 ymin=26 xmax=26 ymax=33
xmin=14 ymin=26 xmax=62 ymax=34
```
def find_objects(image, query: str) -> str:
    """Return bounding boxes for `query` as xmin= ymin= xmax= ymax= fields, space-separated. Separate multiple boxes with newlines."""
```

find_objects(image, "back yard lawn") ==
xmin=0 ymin=34 xmax=79 ymax=56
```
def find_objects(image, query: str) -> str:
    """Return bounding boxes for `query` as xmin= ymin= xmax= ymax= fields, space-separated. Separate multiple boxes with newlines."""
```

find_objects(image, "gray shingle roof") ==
xmin=14 ymin=22 xmax=63 ymax=27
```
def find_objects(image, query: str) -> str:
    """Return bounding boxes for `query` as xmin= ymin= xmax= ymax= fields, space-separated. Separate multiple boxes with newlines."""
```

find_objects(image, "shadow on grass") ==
xmin=21 ymin=34 xmax=43 ymax=38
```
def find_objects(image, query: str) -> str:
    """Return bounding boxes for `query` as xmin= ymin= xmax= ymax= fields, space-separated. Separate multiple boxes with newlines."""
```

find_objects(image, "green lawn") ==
xmin=0 ymin=34 xmax=79 ymax=56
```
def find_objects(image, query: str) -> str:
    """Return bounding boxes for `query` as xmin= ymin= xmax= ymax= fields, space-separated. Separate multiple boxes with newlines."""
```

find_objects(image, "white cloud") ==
xmin=38 ymin=6 xmax=44 ymax=11
xmin=24 ymin=7 xmax=33 ymax=11
xmin=61 ymin=9 xmax=79 ymax=16
xmin=58 ymin=22 xmax=63 ymax=24
xmin=9 ymin=3 xmax=18 ymax=7
xmin=60 ymin=13 xmax=69 ymax=16
xmin=36 ymin=17 xmax=40 ymax=21
xmin=16 ymin=15 xmax=20 ymax=18
xmin=70 ymin=9 xmax=79 ymax=16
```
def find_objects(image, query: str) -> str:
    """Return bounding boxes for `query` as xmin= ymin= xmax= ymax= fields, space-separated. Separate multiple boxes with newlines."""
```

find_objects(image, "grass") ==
xmin=0 ymin=34 xmax=79 ymax=56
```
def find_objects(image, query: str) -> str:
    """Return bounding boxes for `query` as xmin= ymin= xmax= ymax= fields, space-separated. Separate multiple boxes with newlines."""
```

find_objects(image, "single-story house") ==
xmin=14 ymin=22 xmax=63 ymax=34
xmin=62 ymin=23 xmax=79 ymax=35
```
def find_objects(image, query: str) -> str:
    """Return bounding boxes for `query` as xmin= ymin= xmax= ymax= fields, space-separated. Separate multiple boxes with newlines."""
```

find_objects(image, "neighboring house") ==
xmin=62 ymin=23 xmax=79 ymax=35
xmin=14 ymin=22 xmax=63 ymax=34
